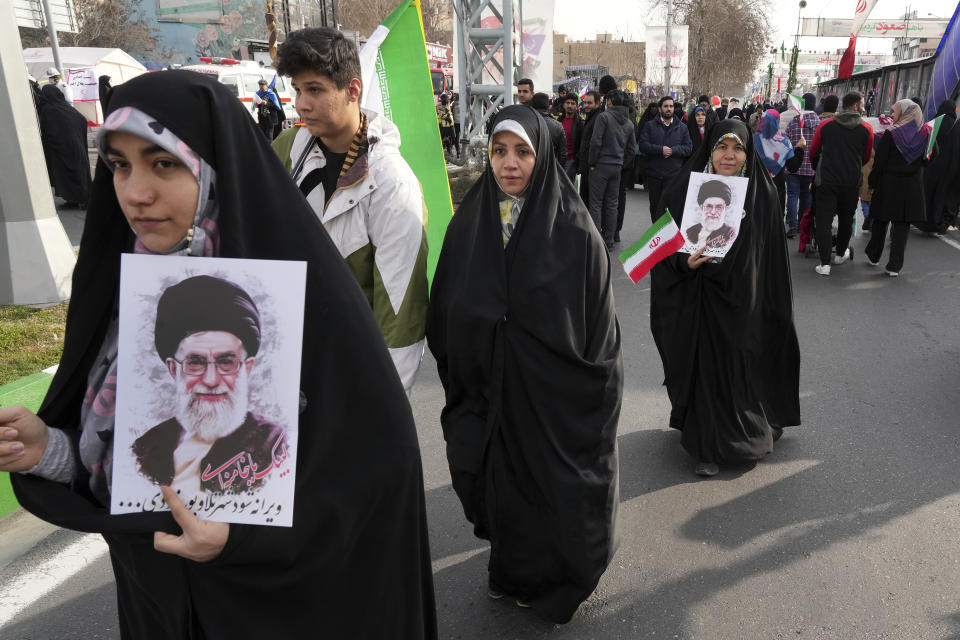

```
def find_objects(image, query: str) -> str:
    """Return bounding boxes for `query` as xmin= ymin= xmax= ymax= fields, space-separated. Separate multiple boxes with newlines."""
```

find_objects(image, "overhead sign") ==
xmin=13 ymin=0 xmax=77 ymax=32
xmin=801 ymin=17 xmax=948 ymax=38
xmin=645 ymin=25 xmax=689 ymax=86
xmin=796 ymin=53 xmax=892 ymax=66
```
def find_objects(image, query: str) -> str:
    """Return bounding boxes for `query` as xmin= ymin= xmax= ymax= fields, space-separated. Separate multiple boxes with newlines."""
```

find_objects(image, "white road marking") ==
xmin=938 ymin=234 xmax=960 ymax=252
xmin=0 ymin=532 xmax=108 ymax=627
xmin=431 ymin=546 xmax=488 ymax=574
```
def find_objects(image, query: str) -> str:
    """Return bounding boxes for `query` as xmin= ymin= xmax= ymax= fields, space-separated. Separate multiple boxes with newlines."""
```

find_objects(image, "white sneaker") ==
xmin=886 ymin=270 xmax=899 ymax=277
xmin=815 ymin=264 xmax=831 ymax=276
xmin=833 ymin=247 xmax=853 ymax=265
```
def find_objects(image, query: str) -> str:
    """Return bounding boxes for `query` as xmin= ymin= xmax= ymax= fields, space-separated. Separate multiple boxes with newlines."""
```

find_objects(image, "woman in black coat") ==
xmin=865 ymin=99 xmax=932 ymax=276
xmin=916 ymin=100 xmax=960 ymax=234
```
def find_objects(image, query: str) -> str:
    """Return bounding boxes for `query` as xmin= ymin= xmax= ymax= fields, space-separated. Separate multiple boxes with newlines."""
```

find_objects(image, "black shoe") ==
xmin=605 ymin=242 xmax=615 ymax=252
xmin=786 ymin=227 xmax=798 ymax=239
xmin=614 ymin=232 xmax=621 ymax=243
xmin=694 ymin=461 xmax=719 ymax=477
xmin=772 ymin=426 xmax=784 ymax=442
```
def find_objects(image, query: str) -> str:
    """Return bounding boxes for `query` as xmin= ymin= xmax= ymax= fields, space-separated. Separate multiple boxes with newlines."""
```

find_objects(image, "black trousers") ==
xmin=815 ymin=184 xmax=859 ymax=265
xmin=865 ymin=219 xmax=910 ymax=272
xmin=616 ymin=164 xmax=633 ymax=234
xmin=646 ymin=176 xmax=666 ymax=222
xmin=579 ymin=169 xmax=590 ymax=206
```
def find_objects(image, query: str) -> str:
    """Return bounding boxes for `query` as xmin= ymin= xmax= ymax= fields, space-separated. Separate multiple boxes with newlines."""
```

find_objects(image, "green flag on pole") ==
xmin=923 ymin=114 xmax=944 ymax=160
xmin=359 ymin=0 xmax=454 ymax=283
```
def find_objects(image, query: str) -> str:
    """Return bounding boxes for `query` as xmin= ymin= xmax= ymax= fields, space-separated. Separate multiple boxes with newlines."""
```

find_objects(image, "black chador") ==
xmin=13 ymin=71 xmax=437 ymax=639
xmin=650 ymin=119 xmax=801 ymax=465
xmin=427 ymin=105 xmax=622 ymax=624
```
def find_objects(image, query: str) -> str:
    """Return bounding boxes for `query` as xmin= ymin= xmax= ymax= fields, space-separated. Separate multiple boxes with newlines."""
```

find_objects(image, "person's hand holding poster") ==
xmin=678 ymin=173 xmax=749 ymax=259
xmin=111 ymin=254 xmax=305 ymax=527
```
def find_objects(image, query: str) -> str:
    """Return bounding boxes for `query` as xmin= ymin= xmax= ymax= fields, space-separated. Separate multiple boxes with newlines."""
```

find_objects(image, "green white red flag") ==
xmin=359 ymin=0 xmax=453 ymax=282
xmin=788 ymin=93 xmax=803 ymax=116
xmin=618 ymin=212 xmax=684 ymax=283
xmin=923 ymin=114 xmax=944 ymax=160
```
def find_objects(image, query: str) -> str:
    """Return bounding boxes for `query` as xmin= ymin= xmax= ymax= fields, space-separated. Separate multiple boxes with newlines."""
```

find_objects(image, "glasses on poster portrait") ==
xmin=168 ymin=355 xmax=249 ymax=377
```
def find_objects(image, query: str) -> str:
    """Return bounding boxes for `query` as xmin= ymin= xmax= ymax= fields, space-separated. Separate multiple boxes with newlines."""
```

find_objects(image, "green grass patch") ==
xmin=0 ymin=303 xmax=68 ymax=387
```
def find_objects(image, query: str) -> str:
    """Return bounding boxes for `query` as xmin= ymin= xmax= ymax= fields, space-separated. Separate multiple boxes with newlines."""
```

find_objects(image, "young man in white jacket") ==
xmin=273 ymin=28 xmax=428 ymax=395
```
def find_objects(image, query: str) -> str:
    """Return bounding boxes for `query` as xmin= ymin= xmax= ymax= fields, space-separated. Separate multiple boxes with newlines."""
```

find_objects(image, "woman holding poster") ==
xmin=428 ymin=105 xmax=622 ymax=624
xmin=650 ymin=119 xmax=801 ymax=477
xmin=0 ymin=71 xmax=436 ymax=638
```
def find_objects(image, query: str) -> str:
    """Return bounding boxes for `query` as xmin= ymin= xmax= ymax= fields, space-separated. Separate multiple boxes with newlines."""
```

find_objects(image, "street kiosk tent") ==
xmin=22 ymin=47 xmax=147 ymax=125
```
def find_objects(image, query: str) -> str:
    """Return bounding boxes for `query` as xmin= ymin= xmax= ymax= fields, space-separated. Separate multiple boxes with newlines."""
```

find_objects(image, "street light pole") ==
xmin=664 ymin=0 xmax=672 ymax=96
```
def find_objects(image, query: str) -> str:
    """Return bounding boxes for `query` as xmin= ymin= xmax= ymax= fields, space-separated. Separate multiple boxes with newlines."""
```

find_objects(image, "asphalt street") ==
xmin=2 ymin=188 xmax=959 ymax=639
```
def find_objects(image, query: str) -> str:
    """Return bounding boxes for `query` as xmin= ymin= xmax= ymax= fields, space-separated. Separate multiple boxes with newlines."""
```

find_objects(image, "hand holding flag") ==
xmin=922 ymin=114 xmax=944 ymax=160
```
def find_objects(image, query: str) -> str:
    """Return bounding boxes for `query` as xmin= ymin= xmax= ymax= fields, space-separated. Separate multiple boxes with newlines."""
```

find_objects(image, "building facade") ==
xmin=553 ymin=32 xmax=644 ymax=89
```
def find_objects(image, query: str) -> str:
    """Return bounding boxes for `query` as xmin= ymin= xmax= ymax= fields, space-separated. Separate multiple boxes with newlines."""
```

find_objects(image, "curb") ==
xmin=0 ymin=365 xmax=57 ymax=520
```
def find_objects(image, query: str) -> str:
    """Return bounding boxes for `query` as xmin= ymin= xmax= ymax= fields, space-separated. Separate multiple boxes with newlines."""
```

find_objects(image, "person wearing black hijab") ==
xmin=98 ymin=74 xmax=113 ymax=117
xmin=1 ymin=71 xmax=437 ymax=639
xmin=427 ymin=105 xmax=622 ymax=623
xmin=38 ymin=83 xmax=91 ymax=208
xmin=650 ymin=119 xmax=801 ymax=477
xmin=917 ymin=100 xmax=960 ymax=234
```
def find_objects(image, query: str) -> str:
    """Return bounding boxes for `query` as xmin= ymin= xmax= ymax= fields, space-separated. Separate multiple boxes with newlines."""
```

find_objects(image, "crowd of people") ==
xmin=3 ymin=25 xmax=958 ymax=637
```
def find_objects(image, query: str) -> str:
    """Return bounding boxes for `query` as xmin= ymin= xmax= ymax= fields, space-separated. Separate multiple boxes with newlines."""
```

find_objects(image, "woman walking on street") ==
xmin=865 ymin=99 xmax=933 ymax=276
xmin=916 ymin=99 xmax=960 ymax=234
xmin=650 ymin=119 xmax=801 ymax=477
xmin=427 ymin=105 xmax=622 ymax=624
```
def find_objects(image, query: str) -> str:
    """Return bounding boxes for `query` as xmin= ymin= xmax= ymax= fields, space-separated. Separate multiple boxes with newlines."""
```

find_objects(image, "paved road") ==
xmin=3 ymin=189 xmax=960 ymax=639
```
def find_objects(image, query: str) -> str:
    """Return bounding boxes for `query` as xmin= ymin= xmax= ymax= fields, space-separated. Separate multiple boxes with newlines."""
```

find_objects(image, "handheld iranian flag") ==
xmin=923 ymin=114 xmax=944 ymax=160
xmin=787 ymin=93 xmax=803 ymax=116
xmin=359 ymin=0 xmax=453 ymax=282
xmin=618 ymin=212 xmax=685 ymax=284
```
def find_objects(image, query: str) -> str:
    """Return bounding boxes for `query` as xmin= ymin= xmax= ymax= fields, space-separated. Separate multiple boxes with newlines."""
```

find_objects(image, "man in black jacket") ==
xmin=638 ymin=95 xmax=693 ymax=220
xmin=531 ymin=92 xmax=567 ymax=163
xmin=808 ymin=90 xmax=873 ymax=276
xmin=588 ymin=90 xmax=636 ymax=249
xmin=576 ymin=90 xmax=602 ymax=206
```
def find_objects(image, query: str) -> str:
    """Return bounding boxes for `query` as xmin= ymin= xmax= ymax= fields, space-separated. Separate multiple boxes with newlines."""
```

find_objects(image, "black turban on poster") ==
xmin=13 ymin=70 xmax=437 ymax=639
xmin=427 ymin=105 xmax=622 ymax=624
xmin=650 ymin=119 xmax=800 ymax=464
xmin=697 ymin=179 xmax=732 ymax=205
xmin=154 ymin=275 xmax=261 ymax=360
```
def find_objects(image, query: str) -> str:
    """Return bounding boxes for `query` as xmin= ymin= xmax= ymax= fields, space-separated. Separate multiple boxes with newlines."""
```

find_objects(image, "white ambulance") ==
xmin=180 ymin=57 xmax=298 ymax=125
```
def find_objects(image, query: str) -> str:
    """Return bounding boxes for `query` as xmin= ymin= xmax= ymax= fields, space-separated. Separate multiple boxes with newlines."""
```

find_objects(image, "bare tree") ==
xmin=18 ymin=0 xmax=163 ymax=59
xmin=339 ymin=0 xmax=451 ymax=44
xmin=648 ymin=0 xmax=770 ymax=96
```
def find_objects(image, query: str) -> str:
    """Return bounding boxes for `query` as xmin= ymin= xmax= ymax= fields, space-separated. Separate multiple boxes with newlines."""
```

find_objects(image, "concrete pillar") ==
xmin=0 ymin=1 xmax=76 ymax=305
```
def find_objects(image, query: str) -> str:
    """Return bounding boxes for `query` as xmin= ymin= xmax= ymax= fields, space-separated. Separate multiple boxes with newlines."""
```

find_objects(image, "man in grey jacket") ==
xmin=588 ymin=90 xmax=636 ymax=249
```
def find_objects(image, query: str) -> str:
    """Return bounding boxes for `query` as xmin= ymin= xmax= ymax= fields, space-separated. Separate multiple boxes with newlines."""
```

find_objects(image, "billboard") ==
xmin=644 ymin=25 xmax=688 ymax=87
xmin=521 ymin=0 xmax=554 ymax=96
xmin=801 ymin=17 xmax=948 ymax=39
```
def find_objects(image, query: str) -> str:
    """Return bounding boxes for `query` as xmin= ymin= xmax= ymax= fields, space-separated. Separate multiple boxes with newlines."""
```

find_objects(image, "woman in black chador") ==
xmin=650 ymin=119 xmax=801 ymax=477
xmin=0 ymin=71 xmax=436 ymax=639
xmin=916 ymin=99 xmax=960 ymax=235
xmin=38 ymin=84 xmax=91 ymax=207
xmin=427 ymin=105 xmax=622 ymax=624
